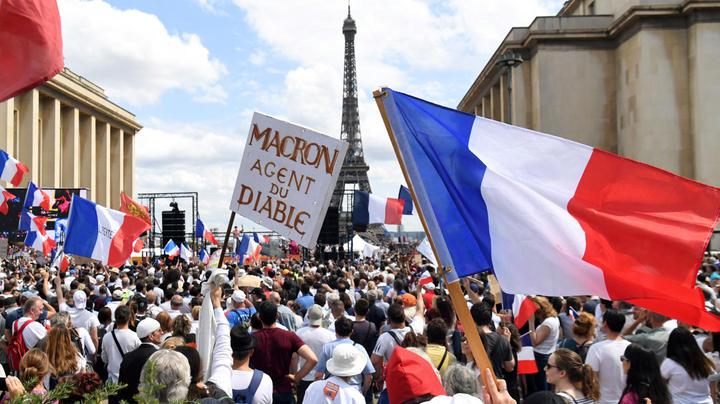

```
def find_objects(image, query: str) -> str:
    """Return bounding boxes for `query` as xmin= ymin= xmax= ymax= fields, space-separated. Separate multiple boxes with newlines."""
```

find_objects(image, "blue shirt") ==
xmin=315 ymin=337 xmax=375 ymax=391
xmin=226 ymin=307 xmax=256 ymax=328
xmin=297 ymin=294 xmax=314 ymax=311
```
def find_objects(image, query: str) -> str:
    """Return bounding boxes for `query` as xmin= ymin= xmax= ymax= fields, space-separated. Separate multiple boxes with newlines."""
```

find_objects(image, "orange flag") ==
xmin=120 ymin=192 xmax=151 ymax=226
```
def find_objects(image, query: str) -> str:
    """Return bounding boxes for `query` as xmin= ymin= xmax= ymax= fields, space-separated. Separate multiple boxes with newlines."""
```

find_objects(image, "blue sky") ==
xmin=57 ymin=0 xmax=565 ymax=233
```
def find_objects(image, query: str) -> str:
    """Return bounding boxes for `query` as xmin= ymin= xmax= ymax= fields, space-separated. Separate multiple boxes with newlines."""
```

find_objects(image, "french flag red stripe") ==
xmin=384 ymin=198 xmax=405 ymax=225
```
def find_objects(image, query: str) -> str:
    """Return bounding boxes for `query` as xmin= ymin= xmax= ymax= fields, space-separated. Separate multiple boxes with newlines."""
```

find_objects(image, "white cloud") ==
xmin=59 ymin=0 xmax=228 ymax=105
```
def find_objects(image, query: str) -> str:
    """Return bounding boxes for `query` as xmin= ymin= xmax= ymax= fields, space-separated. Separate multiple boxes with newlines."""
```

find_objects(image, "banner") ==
xmin=230 ymin=113 xmax=347 ymax=249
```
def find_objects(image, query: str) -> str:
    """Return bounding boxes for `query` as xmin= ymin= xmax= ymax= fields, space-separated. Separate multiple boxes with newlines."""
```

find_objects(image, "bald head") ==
xmin=171 ymin=295 xmax=183 ymax=309
xmin=269 ymin=292 xmax=281 ymax=305
xmin=146 ymin=290 xmax=156 ymax=303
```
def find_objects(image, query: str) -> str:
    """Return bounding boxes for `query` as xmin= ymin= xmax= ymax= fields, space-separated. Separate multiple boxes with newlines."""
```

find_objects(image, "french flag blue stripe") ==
xmin=384 ymin=90 xmax=493 ymax=279
xmin=352 ymin=190 xmax=370 ymax=226
xmin=64 ymin=196 xmax=99 ymax=259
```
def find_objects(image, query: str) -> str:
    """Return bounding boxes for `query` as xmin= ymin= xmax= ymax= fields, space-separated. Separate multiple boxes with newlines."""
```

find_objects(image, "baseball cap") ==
xmin=112 ymin=289 xmax=124 ymax=300
xmin=307 ymin=304 xmax=324 ymax=326
xmin=232 ymin=290 xmax=246 ymax=303
xmin=73 ymin=290 xmax=87 ymax=310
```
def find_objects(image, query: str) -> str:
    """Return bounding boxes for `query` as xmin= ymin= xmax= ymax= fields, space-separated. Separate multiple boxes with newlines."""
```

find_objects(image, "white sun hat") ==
xmin=326 ymin=344 xmax=367 ymax=377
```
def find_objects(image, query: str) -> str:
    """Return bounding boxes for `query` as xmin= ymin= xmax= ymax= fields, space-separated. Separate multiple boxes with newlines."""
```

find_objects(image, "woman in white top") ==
xmin=661 ymin=327 xmax=714 ymax=404
xmin=528 ymin=296 xmax=560 ymax=392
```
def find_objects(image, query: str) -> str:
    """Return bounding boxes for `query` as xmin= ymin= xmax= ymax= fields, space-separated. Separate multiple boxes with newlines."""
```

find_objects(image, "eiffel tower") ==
xmin=331 ymin=5 xmax=378 ymax=245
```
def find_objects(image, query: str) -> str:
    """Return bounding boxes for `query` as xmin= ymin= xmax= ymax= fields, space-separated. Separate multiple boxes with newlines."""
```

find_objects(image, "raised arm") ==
xmin=206 ymin=286 xmax=233 ymax=397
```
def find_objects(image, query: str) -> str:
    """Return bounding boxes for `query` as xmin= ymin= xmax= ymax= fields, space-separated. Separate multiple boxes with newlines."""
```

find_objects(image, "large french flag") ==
xmin=352 ymin=190 xmax=405 ymax=226
xmin=0 ymin=150 xmax=28 ymax=187
xmin=64 ymin=196 xmax=150 ymax=267
xmin=381 ymin=88 xmax=720 ymax=330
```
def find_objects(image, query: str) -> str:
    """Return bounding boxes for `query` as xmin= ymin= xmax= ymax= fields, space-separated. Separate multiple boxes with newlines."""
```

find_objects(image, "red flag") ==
xmin=120 ymin=192 xmax=151 ymax=226
xmin=133 ymin=238 xmax=144 ymax=253
xmin=0 ymin=0 xmax=64 ymax=102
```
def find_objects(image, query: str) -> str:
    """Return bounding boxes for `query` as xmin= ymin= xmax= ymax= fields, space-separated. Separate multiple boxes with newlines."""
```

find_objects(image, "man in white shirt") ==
xmin=101 ymin=305 xmax=141 ymax=382
xmin=585 ymin=309 xmax=630 ymax=404
xmin=13 ymin=297 xmax=47 ymax=349
xmin=55 ymin=277 xmax=101 ymax=350
xmin=296 ymin=304 xmax=336 ymax=402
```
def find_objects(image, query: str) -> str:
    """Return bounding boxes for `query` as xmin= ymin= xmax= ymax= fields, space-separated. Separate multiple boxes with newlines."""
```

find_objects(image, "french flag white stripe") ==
xmin=2 ymin=158 xmax=17 ymax=182
xmin=90 ymin=204 xmax=125 ymax=262
xmin=468 ymin=118 xmax=610 ymax=297
xmin=367 ymin=194 xmax=387 ymax=224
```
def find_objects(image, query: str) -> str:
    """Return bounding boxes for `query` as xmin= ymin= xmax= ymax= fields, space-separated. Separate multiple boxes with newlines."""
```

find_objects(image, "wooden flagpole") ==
xmin=373 ymin=89 xmax=496 ymax=379
xmin=216 ymin=211 xmax=236 ymax=268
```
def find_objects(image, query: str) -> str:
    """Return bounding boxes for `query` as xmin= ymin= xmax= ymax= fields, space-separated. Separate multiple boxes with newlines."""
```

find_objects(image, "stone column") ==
xmin=481 ymin=95 xmax=491 ymax=118
xmin=123 ymin=131 xmax=134 ymax=199
xmin=79 ymin=114 xmax=96 ymax=200
xmin=96 ymin=122 xmax=111 ymax=206
xmin=61 ymin=106 xmax=80 ymax=187
xmin=0 ymin=100 xmax=15 ymax=154
xmin=17 ymin=90 xmax=39 ymax=186
xmin=40 ymin=98 xmax=61 ymax=187
xmin=490 ymin=85 xmax=501 ymax=121
xmin=110 ymin=127 xmax=124 ymax=210
xmin=499 ymin=73 xmax=508 ymax=123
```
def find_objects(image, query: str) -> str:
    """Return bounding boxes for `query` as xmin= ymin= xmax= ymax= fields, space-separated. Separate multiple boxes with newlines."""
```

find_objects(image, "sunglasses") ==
xmin=620 ymin=356 xmax=628 ymax=362
xmin=544 ymin=363 xmax=559 ymax=370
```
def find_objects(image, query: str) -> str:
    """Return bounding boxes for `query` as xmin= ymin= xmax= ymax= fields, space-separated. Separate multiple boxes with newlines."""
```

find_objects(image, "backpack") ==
xmin=8 ymin=319 xmax=32 ymax=371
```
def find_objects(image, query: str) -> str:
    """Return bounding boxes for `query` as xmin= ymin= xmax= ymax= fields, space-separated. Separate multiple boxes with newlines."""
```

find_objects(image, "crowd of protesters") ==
xmin=0 ymin=247 xmax=718 ymax=403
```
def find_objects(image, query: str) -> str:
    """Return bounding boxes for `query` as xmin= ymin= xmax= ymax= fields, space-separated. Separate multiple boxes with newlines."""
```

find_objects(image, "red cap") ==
xmin=386 ymin=347 xmax=446 ymax=403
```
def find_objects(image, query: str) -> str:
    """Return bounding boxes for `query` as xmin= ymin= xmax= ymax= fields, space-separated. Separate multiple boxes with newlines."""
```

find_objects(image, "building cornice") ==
xmin=40 ymin=68 xmax=143 ymax=133
xmin=458 ymin=0 xmax=720 ymax=111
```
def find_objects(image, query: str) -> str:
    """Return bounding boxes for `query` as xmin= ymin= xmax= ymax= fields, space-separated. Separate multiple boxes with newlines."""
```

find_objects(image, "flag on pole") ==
xmin=352 ymin=190 xmax=405 ymax=226
xmin=63 ymin=195 xmax=150 ymax=267
xmin=19 ymin=182 xmax=50 ymax=231
xmin=180 ymin=243 xmax=193 ymax=262
xmin=196 ymin=219 xmax=218 ymax=244
xmin=398 ymin=185 xmax=414 ymax=215
xmin=50 ymin=249 xmax=70 ymax=273
xmin=25 ymin=231 xmax=55 ymax=256
xmin=379 ymin=88 xmax=720 ymax=330
xmin=120 ymin=192 xmax=151 ymax=226
xmin=237 ymin=234 xmax=261 ymax=264
xmin=164 ymin=239 xmax=180 ymax=258
xmin=199 ymin=249 xmax=210 ymax=265
xmin=517 ymin=333 xmax=539 ymax=374
xmin=0 ymin=186 xmax=15 ymax=215
xmin=0 ymin=151 xmax=28 ymax=187
xmin=417 ymin=269 xmax=432 ymax=287
xmin=502 ymin=293 xmax=539 ymax=329
xmin=416 ymin=237 xmax=437 ymax=267
xmin=0 ymin=0 xmax=64 ymax=102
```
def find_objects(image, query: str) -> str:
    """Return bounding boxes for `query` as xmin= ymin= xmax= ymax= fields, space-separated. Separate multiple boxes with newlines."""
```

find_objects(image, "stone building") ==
xmin=0 ymin=68 xmax=141 ymax=209
xmin=458 ymin=0 xmax=720 ymax=186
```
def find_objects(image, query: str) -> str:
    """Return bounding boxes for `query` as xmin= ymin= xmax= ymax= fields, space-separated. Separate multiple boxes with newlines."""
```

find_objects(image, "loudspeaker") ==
xmin=162 ymin=210 xmax=185 ymax=247
xmin=318 ymin=206 xmax=339 ymax=245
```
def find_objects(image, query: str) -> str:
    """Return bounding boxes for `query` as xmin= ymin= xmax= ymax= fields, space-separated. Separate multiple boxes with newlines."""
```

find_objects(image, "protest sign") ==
xmin=230 ymin=112 xmax=348 ymax=249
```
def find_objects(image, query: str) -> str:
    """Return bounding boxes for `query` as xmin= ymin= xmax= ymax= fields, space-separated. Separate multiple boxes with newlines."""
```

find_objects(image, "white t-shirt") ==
xmin=231 ymin=369 xmax=273 ymax=404
xmin=75 ymin=326 xmax=96 ymax=356
xmin=302 ymin=375 xmax=365 ymax=404
xmin=14 ymin=317 xmax=46 ymax=349
xmin=585 ymin=338 xmax=631 ymax=404
xmin=296 ymin=326 xmax=336 ymax=381
xmin=661 ymin=358 xmax=712 ymax=404
xmin=101 ymin=328 xmax=140 ymax=382
xmin=533 ymin=317 xmax=560 ymax=354
xmin=60 ymin=303 xmax=101 ymax=332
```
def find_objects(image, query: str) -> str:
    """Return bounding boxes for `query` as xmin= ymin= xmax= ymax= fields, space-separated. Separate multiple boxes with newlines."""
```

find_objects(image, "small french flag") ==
xmin=517 ymin=333 xmax=539 ymax=374
xmin=398 ymin=185 xmax=414 ymax=215
xmin=0 ymin=186 xmax=15 ymax=215
xmin=417 ymin=269 xmax=433 ymax=286
xmin=164 ymin=239 xmax=180 ymax=258
xmin=25 ymin=231 xmax=56 ymax=256
xmin=0 ymin=150 xmax=28 ymax=187
xmin=196 ymin=218 xmax=218 ymax=245
xmin=19 ymin=182 xmax=51 ymax=231
xmin=352 ymin=190 xmax=405 ymax=227
xmin=180 ymin=243 xmax=193 ymax=262
xmin=199 ymin=249 xmax=210 ymax=265
xmin=503 ymin=293 xmax=539 ymax=329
